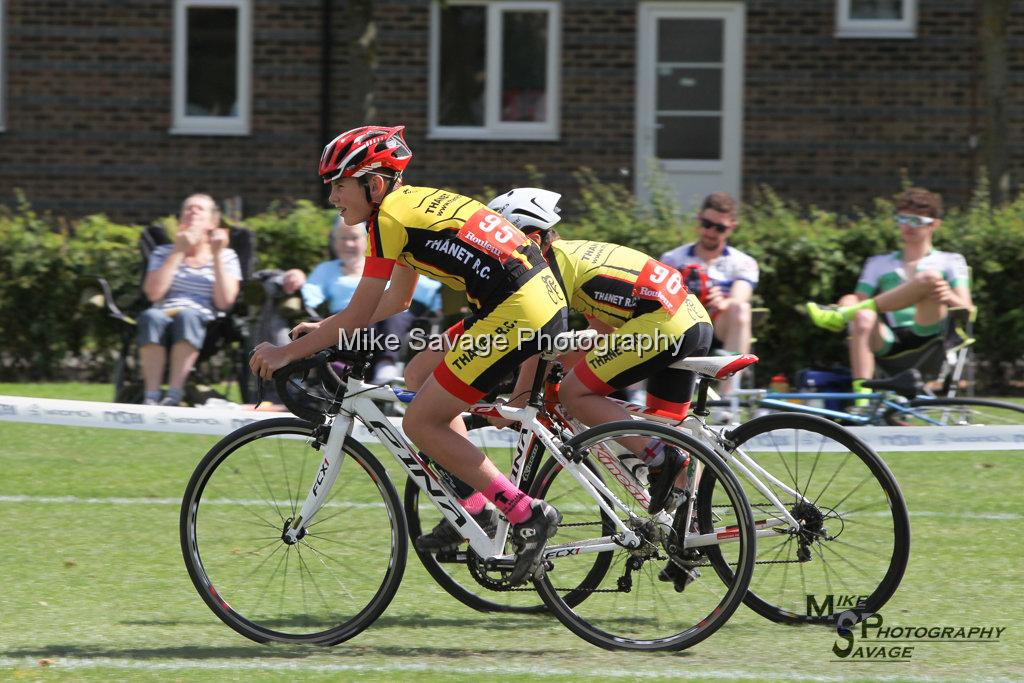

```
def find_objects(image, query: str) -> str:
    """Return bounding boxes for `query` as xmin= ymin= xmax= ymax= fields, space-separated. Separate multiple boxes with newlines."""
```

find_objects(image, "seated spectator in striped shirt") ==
xmin=138 ymin=194 xmax=241 ymax=406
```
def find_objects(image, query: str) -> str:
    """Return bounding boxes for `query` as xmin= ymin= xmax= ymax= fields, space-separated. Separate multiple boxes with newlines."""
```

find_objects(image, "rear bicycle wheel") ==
xmin=698 ymin=413 xmax=910 ymax=625
xmin=531 ymin=421 xmax=756 ymax=651
xmin=886 ymin=397 xmax=1024 ymax=426
xmin=181 ymin=417 xmax=407 ymax=645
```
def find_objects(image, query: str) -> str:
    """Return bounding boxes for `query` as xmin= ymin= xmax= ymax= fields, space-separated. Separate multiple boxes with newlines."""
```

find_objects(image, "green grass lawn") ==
xmin=1 ymin=384 xmax=1022 ymax=681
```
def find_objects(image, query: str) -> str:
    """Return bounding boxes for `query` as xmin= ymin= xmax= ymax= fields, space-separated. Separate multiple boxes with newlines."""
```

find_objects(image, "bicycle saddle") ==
xmin=669 ymin=354 xmax=759 ymax=379
xmin=861 ymin=369 xmax=923 ymax=400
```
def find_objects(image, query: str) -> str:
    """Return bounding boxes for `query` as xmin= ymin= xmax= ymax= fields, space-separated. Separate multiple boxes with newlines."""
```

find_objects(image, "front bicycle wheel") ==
xmin=181 ymin=417 xmax=407 ymax=645
xmin=699 ymin=413 xmax=910 ymax=625
xmin=886 ymin=397 xmax=1024 ymax=426
xmin=531 ymin=421 xmax=756 ymax=651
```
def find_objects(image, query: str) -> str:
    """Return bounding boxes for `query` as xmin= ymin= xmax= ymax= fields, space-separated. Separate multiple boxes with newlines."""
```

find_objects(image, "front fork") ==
xmin=282 ymin=415 xmax=353 ymax=544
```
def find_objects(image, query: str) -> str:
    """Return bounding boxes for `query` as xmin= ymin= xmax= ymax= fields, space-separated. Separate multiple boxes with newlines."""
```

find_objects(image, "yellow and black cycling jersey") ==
xmin=548 ymin=240 xmax=688 ymax=327
xmin=364 ymin=185 xmax=549 ymax=311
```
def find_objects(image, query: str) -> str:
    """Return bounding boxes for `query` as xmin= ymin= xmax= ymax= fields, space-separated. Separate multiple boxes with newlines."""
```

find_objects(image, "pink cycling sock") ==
xmin=482 ymin=474 xmax=533 ymax=524
xmin=459 ymin=492 xmax=488 ymax=516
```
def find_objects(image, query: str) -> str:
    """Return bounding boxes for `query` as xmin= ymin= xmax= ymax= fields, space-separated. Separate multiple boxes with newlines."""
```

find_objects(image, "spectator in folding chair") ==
xmin=803 ymin=187 xmax=973 ymax=403
xmin=138 ymin=194 xmax=242 ymax=405
xmin=659 ymin=191 xmax=758 ymax=396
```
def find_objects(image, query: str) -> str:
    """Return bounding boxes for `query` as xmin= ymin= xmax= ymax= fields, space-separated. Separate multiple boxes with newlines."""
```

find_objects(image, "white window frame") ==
xmin=0 ymin=0 xmax=6 ymax=132
xmin=428 ymin=0 xmax=561 ymax=141
xmin=171 ymin=0 xmax=252 ymax=135
xmin=836 ymin=0 xmax=916 ymax=39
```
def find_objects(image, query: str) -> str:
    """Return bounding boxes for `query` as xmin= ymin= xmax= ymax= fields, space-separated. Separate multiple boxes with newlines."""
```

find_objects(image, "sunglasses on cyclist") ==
xmin=893 ymin=213 xmax=936 ymax=228
xmin=699 ymin=218 xmax=731 ymax=233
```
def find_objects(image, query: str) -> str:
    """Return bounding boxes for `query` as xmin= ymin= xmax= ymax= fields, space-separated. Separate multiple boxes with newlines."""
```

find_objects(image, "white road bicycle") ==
xmin=409 ymin=354 xmax=911 ymax=627
xmin=180 ymin=331 xmax=758 ymax=651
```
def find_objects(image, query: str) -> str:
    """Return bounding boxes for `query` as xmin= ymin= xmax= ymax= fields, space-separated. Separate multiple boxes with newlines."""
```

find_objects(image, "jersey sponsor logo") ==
xmin=422 ymin=237 xmax=495 ymax=280
xmin=541 ymin=273 xmax=564 ymax=305
xmin=424 ymin=191 xmax=461 ymax=216
xmin=592 ymin=290 xmax=636 ymax=309
xmin=456 ymin=208 xmax=526 ymax=264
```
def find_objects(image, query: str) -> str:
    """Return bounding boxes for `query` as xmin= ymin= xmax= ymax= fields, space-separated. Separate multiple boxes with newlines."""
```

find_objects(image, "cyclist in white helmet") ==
xmin=411 ymin=189 xmax=716 ymax=593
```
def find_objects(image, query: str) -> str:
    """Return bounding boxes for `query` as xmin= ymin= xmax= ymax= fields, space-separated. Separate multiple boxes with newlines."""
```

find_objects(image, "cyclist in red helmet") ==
xmin=250 ymin=125 xmax=567 ymax=585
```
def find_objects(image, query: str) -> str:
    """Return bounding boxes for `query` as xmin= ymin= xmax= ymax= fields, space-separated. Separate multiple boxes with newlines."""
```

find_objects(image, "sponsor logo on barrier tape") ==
xmin=103 ymin=410 xmax=145 ymax=425
xmin=879 ymin=434 xmax=924 ymax=447
xmin=154 ymin=412 xmax=221 ymax=426
xmin=26 ymin=404 xmax=93 ymax=419
xmin=0 ymin=403 xmax=16 ymax=416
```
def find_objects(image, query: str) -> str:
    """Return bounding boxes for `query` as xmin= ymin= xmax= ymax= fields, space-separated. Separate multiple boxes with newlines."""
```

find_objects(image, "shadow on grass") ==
xmin=4 ymin=639 xmax=615 ymax=661
xmin=118 ymin=611 xmax=551 ymax=630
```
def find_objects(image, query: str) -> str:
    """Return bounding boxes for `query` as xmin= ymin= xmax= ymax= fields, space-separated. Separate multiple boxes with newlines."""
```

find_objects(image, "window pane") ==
xmin=656 ymin=116 xmax=721 ymax=160
xmin=849 ymin=0 xmax=904 ymax=20
xmin=439 ymin=5 xmax=486 ymax=127
xmin=657 ymin=66 xmax=721 ymax=112
xmin=501 ymin=11 xmax=548 ymax=123
xmin=186 ymin=7 xmax=238 ymax=117
xmin=657 ymin=19 xmax=722 ymax=63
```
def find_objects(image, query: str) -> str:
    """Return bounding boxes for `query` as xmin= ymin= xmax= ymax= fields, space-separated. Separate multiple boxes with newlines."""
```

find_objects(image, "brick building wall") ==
xmin=745 ymin=0 xmax=991 ymax=210
xmin=0 ymin=0 xmax=361 ymax=222
xmin=370 ymin=0 xmax=637 ymax=203
xmin=1 ymin=1 xmax=1021 ymax=222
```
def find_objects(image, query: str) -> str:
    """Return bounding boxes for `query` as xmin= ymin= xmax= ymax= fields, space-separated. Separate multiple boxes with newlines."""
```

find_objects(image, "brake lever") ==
xmin=248 ymin=349 xmax=266 ymax=410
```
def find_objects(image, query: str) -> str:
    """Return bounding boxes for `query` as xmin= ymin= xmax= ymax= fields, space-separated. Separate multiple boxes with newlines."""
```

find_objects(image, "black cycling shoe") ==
xmin=658 ymin=560 xmax=701 ymax=592
xmin=646 ymin=446 xmax=687 ymax=514
xmin=414 ymin=507 xmax=499 ymax=552
xmin=508 ymin=500 xmax=561 ymax=586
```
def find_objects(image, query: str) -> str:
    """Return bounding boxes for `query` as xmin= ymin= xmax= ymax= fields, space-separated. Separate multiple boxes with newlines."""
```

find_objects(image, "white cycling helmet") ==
xmin=487 ymin=187 xmax=562 ymax=232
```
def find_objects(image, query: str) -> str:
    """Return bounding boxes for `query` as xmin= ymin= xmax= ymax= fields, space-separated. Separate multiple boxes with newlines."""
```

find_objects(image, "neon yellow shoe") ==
xmin=851 ymin=378 xmax=872 ymax=408
xmin=805 ymin=302 xmax=847 ymax=332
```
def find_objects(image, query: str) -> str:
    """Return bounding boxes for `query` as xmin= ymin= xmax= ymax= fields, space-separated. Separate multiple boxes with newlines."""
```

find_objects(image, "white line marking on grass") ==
xmin=0 ymin=495 xmax=379 ymax=509
xmin=0 ymin=656 xmax=1001 ymax=681
xmin=1 ymin=495 xmax=1020 ymax=521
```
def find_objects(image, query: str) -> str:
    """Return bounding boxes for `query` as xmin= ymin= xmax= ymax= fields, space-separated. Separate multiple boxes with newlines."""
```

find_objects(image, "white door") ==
xmin=635 ymin=2 xmax=745 ymax=212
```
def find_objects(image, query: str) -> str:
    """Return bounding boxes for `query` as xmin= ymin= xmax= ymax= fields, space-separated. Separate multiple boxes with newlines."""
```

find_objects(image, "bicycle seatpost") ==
xmin=528 ymin=356 xmax=552 ymax=408
xmin=693 ymin=378 xmax=712 ymax=417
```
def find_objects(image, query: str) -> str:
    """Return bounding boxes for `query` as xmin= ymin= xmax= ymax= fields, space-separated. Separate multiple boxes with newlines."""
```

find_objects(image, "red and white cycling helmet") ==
xmin=319 ymin=125 xmax=413 ymax=183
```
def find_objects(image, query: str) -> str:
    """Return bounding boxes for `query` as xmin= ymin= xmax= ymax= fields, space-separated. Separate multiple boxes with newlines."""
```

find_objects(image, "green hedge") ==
xmin=1 ymin=182 xmax=1022 ymax=390
xmin=555 ymin=173 xmax=1024 ymax=389
xmin=0 ymin=196 xmax=336 ymax=380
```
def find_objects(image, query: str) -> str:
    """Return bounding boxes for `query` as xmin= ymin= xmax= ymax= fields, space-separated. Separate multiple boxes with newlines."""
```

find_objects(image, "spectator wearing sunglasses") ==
xmin=660 ymin=192 xmax=759 ymax=395
xmin=804 ymin=187 xmax=972 ymax=401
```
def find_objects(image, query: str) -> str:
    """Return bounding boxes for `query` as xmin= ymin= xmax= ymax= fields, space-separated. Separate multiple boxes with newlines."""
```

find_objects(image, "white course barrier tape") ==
xmin=1 ymin=395 xmax=1022 ymax=451
xmin=0 ymin=395 xmax=518 ymax=448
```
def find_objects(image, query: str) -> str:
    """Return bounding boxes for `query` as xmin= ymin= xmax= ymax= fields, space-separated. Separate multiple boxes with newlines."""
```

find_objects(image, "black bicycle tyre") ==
xmin=404 ymin=458 xmax=613 ymax=614
xmin=699 ymin=412 xmax=911 ymax=625
xmin=180 ymin=417 xmax=408 ymax=645
xmin=886 ymin=396 xmax=1024 ymax=426
xmin=531 ymin=420 xmax=756 ymax=651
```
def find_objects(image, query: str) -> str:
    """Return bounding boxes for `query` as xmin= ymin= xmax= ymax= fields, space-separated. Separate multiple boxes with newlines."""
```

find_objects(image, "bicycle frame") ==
xmin=282 ymin=373 xmax=646 ymax=562
xmin=555 ymin=398 xmax=803 ymax=542
xmin=722 ymin=388 xmax=961 ymax=426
